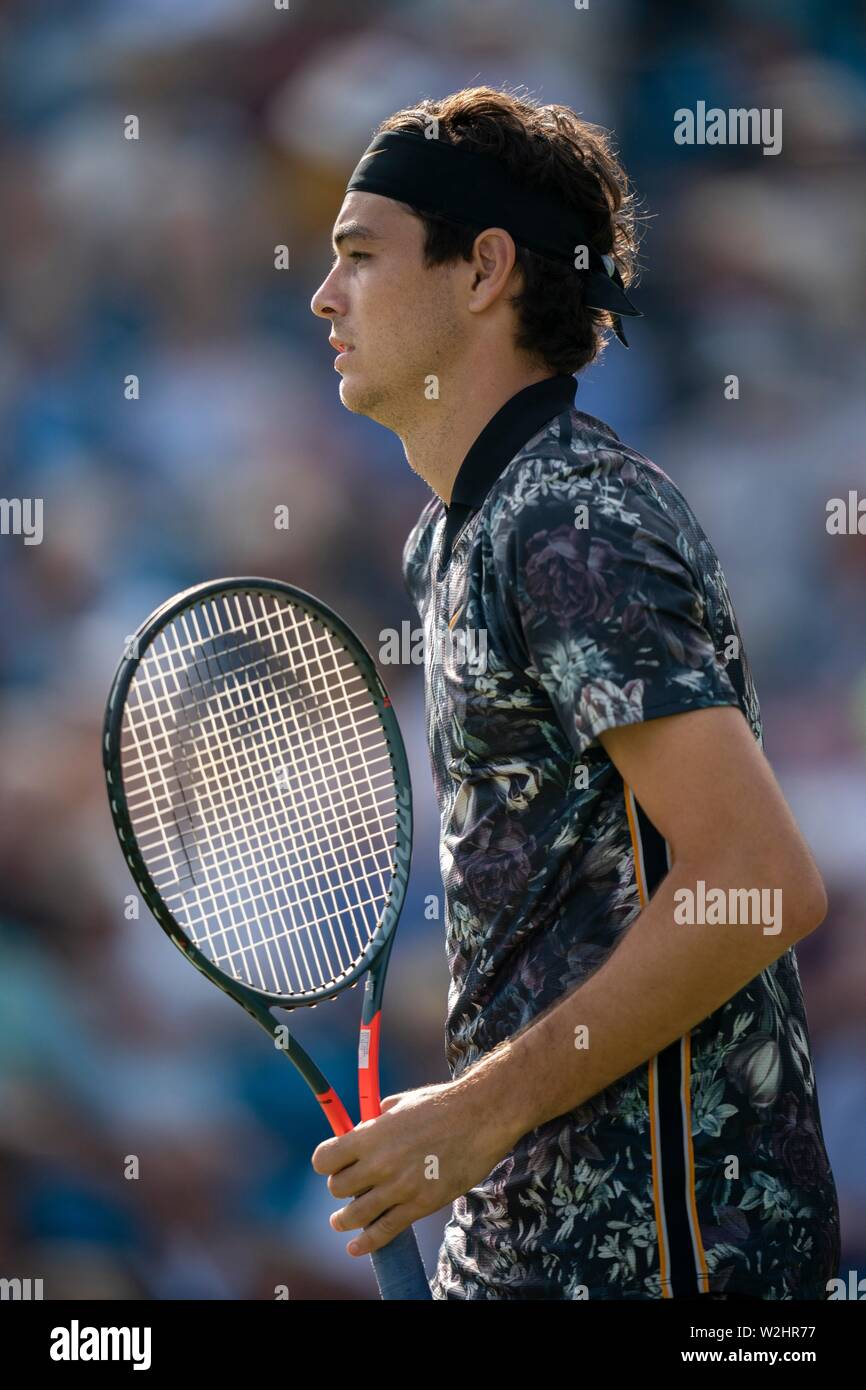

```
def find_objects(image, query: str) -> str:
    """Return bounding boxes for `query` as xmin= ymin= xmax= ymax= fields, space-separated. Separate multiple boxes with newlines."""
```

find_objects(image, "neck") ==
xmin=398 ymin=359 xmax=553 ymax=505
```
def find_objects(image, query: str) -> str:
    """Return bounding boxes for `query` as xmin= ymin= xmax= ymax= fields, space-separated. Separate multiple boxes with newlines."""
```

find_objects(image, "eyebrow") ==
xmin=331 ymin=221 xmax=381 ymax=251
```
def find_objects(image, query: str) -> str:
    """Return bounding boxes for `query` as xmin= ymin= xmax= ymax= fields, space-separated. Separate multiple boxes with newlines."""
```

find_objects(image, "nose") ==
xmin=310 ymin=264 xmax=342 ymax=322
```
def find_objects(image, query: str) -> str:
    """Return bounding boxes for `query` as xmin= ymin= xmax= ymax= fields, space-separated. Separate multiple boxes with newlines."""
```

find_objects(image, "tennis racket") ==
xmin=102 ymin=576 xmax=430 ymax=1300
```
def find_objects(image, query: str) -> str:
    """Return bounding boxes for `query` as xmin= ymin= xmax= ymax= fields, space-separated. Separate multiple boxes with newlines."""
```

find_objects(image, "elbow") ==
xmin=796 ymin=872 xmax=828 ymax=937
xmin=779 ymin=862 xmax=828 ymax=939
xmin=709 ymin=853 xmax=829 ymax=942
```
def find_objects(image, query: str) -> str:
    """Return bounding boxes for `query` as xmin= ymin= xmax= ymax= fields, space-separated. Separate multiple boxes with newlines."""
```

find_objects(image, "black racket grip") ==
xmin=370 ymin=1226 xmax=431 ymax=1300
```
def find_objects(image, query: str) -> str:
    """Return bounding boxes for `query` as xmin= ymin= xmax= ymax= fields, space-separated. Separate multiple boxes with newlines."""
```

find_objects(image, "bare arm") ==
xmin=454 ymin=704 xmax=827 ymax=1144
xmin=315 ymin=703 xmax=829 ymax=1257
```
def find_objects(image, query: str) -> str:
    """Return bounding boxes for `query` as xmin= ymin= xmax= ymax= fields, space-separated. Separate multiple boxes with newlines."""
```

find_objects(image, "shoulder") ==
xmin=487 ymin=407 xmax=703 ymax=560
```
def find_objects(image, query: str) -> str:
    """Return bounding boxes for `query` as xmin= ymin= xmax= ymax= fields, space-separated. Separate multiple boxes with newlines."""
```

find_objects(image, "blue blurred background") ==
xmin=0 ymin=0 xmax=864 ymax=1299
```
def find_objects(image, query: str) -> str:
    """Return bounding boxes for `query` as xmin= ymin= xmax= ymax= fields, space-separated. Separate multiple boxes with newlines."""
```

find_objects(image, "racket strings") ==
xmin=157 ymin=628 xmax=393 ymax=890
xmin=134 ymin=603 xmax=391 ymax=995
xmin=168 ymin=597 xmax=391 ymax=978
xmin=169 ymin=603 xmax=391 ymax=973
xmin=121 ymin=591 xmax=399 ymax=997
xmin=171 ymin=606 xmax=386 ymax=989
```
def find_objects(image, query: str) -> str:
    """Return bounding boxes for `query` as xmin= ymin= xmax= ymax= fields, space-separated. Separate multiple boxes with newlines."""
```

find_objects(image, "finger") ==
xmin=327 ymin=1162 xmax=379 ymax=1200
xmin=347 ymin=1204 xmax=416 ymax=1257
xmin=378 ymin=1094 xmax=403 ymax=1112
xmin=330 ymin=1188 xmax=395 ymax=1235
xmin=311 ymin=1133 xmax=358 ymax=1175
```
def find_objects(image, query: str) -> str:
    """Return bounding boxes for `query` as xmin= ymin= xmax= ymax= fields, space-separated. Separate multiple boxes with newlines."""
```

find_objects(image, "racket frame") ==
xmin=103 ymin=578 xmax=413 ymax=1121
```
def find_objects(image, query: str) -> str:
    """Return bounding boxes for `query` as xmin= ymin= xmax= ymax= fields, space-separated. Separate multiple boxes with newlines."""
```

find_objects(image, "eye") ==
xmin=330 ymin=250 xmax=370 ymax=268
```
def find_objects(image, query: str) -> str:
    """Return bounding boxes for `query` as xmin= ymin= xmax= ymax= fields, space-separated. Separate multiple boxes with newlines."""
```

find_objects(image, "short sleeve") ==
xmin=490 ymin=464 xmax=741 ymax=758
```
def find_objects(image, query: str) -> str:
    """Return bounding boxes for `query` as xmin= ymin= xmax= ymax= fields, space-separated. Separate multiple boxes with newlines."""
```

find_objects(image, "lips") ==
xmin=330 ymin=336 xmax=353 ymax=353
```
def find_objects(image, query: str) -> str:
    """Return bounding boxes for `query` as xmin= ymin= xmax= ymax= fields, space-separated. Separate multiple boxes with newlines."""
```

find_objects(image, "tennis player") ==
xmin=310 ymin=87 xmax=840 ymax=1301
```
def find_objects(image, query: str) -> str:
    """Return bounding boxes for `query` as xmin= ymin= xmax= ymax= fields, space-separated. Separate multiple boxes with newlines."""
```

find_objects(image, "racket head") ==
xmin=103 ymin=578 xmax=412 ymax=1013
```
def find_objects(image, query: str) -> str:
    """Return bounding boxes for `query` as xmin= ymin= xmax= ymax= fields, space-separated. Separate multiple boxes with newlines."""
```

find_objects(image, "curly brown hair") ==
xmin=376 ymin=85 xmax=643 ymax=375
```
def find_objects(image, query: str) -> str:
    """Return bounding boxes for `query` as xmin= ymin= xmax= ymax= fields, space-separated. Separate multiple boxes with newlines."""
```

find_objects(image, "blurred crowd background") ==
xmin=0 ymin=0 xmax=864 ymax=1300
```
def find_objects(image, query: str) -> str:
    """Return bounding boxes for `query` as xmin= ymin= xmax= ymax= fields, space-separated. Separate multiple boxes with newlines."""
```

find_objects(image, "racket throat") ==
xmin=358 ymin=1006 xmax=382 ymax=1123
xmin=314 ymin=1088 xmax=354 ymax=1137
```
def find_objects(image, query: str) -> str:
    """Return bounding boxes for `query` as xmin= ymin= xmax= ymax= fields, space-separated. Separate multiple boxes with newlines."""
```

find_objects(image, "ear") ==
xmin=467 ymin=227 xmax=518 ymax=308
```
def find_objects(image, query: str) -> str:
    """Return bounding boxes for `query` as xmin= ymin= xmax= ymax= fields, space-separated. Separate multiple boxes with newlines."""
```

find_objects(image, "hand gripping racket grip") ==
xmin=370 ymin=1226 xmax=431 ymax=1300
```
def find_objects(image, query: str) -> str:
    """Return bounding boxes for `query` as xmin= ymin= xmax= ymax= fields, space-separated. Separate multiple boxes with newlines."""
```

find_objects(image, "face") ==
xmin=310 ymin=191 xmax=465 ymax=426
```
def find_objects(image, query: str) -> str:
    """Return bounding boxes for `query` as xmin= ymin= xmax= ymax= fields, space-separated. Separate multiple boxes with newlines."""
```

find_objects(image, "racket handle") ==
xmin=370 ymin=1226 xmax=431 ymax=1301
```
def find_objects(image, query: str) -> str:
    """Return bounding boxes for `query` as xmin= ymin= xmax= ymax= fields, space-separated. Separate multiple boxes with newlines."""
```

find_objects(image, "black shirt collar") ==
xmin=448 ymin=373 xmax=577 ymax=513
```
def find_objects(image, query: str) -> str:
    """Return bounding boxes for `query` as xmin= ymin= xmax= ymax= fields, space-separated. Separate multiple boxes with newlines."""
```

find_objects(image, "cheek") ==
xmin=362 ymin=269 xmax=406 ymax=315
xmin=353 ymin=289 xmax=407 ymax=354
xmin=372 ymin=273 xmax=440 ymax=342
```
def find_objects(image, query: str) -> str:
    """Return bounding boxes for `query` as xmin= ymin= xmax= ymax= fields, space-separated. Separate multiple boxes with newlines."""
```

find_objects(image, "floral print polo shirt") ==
xmin=402 ymin=373 xmax=840 ymax=1301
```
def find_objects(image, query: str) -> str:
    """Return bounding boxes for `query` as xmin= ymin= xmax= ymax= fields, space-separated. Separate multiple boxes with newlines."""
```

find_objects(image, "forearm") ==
xmin=455 ymin=853 xmax=822 ymax=1148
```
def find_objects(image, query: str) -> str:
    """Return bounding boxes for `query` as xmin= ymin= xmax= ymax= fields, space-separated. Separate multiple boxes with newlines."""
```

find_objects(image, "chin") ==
xmin=339 ymin=374 xmax=380 ymax=419
xmin=338 ymin=376 xmax=362 ymax=411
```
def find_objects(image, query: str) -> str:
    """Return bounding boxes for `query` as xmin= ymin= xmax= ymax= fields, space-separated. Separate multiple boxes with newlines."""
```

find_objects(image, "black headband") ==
xmin=346 ymin=130 xmax=642 ymax=346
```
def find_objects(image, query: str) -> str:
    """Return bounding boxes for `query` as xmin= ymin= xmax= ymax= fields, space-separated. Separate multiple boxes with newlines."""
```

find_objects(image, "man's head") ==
xmin=311 ymin=86 xmax=641 ymax=426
